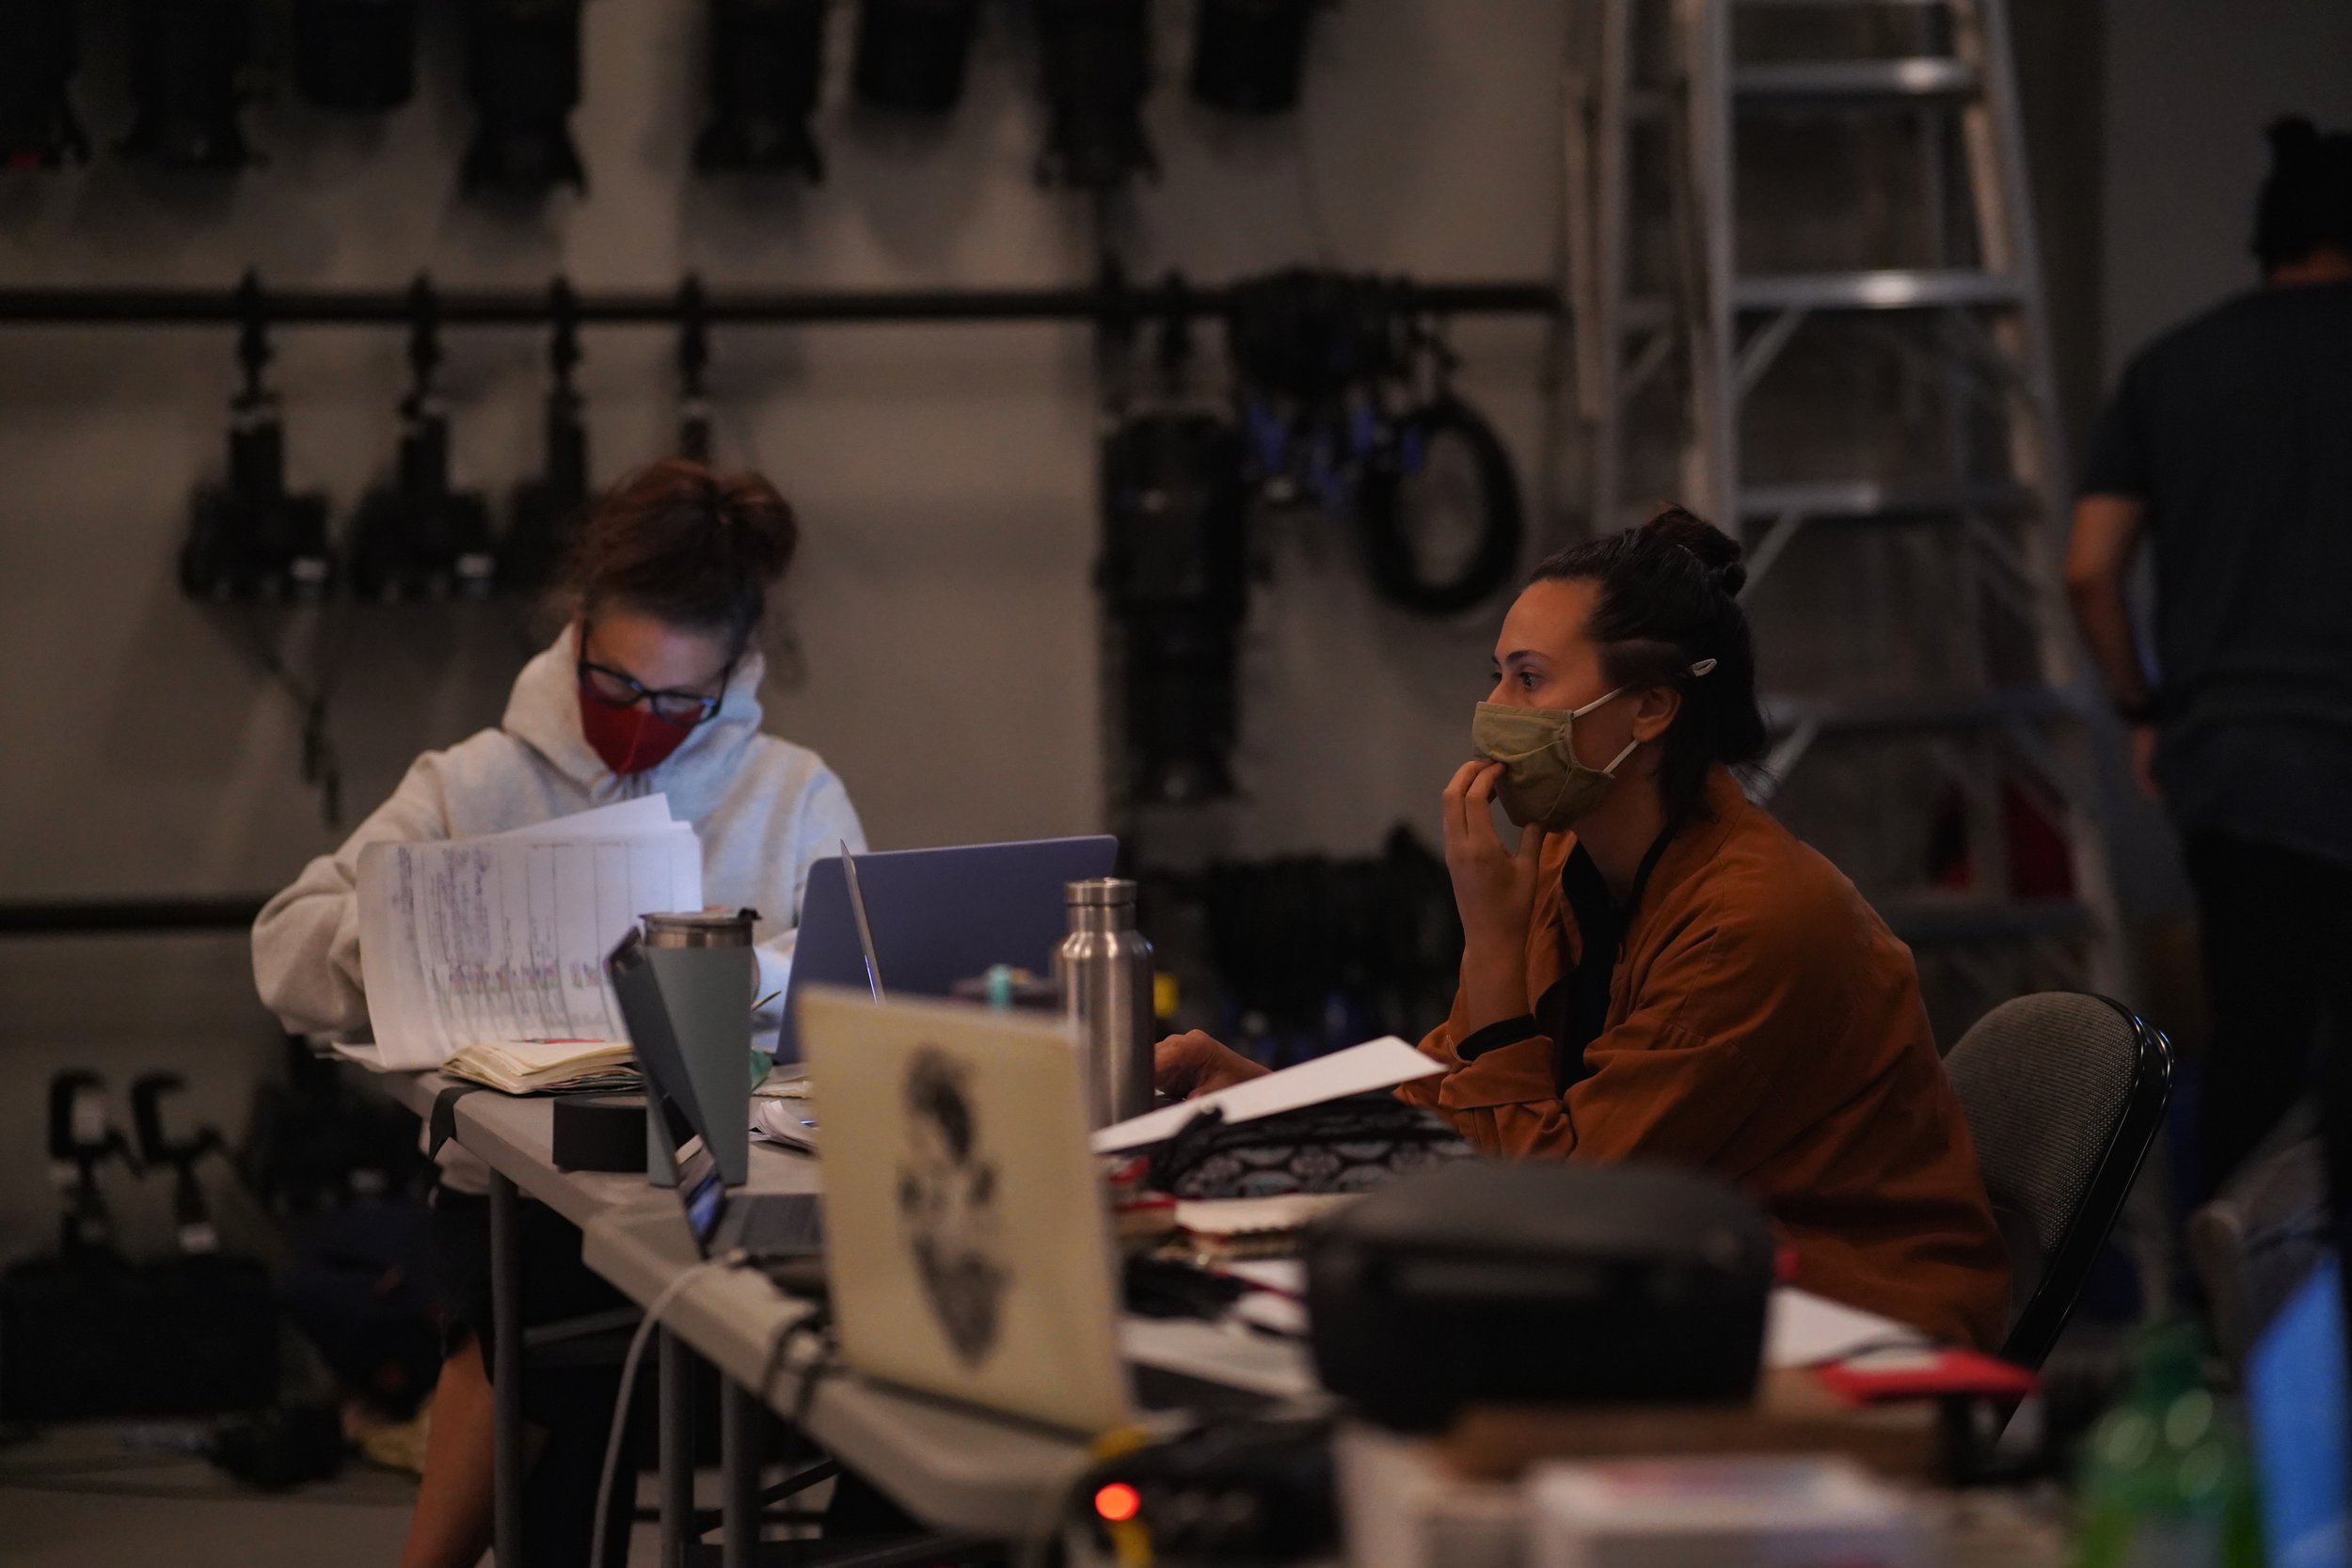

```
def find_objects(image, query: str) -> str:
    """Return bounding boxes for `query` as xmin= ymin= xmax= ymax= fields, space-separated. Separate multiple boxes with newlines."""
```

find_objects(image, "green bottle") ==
xmin=2075 ymin=1322 xmax=2265 ymax=1568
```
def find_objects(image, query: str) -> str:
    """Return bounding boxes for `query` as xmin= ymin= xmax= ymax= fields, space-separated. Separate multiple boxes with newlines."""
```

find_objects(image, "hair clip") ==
xmin=1690 ymin=658 xmax=1719 ymax=677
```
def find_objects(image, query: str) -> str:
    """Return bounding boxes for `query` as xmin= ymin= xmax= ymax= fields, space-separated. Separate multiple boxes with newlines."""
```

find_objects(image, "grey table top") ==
xmin=369 ymin=1067 xmax=1313 ymax=1542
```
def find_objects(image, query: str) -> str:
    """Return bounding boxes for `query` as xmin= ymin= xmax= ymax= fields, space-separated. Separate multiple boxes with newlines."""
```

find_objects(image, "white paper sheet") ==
xmin=1091 ymin=1036 xmax=1441 ymax=1153
xmin=1763 ymin=1288 xmax=1926 ymax=1369
xmin=492 ymin=796 xmax=679 ymax=841
xmin=357 ymin=810 xmax=703 ymax=1070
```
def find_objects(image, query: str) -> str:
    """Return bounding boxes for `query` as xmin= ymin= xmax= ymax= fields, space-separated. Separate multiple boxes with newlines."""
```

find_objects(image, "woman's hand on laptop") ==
xmin=1154 ymin=1032 xmax=1273 ymax=1100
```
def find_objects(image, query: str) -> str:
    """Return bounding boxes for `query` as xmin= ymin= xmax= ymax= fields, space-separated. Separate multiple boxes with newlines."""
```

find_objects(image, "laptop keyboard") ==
xmin=730 ymin=1195 xmax=825 ymax=1257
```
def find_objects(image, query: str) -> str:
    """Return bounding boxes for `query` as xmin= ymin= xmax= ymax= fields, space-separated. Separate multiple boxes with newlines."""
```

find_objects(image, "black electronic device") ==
xmin=696 ymin=0 xmax=827 ymax=179
xmin=1073 ymin=1416 xmax=1340 ymax=1567
xmin=501 ymin=278 xmax=592 ymax=595
xmin=121 ymin=0 xmax=253 ymax=169
xmin=294 ymin=0 xmax=418 ymax=113
xmin=462 ymin=0 xmax=586 ymax=195
xmin=1102 ymin=409 xmax=1251 ymax=804
xmin=1190 ymin=0 xmax=1320 ymax=115
xmin=1033 ymin=0 xmax=1155 ymax=189
xmin=348 ymin=281 xmax=497 ymax=601
xmin=1305 ymin=1161 xmax=1775 ymax=1429
xmin=851 ymin=0 xmax=982 ymax=115
xmin=0 ymin=0 xmax=88 ymax=167
xmin=48 ymin=1070 xmax=135 ymax=1257
xmin=183 ymin=279 xmax=335 ymax=604
xmin=1 ymin=1251 xmax=280 ymax=1420
xmin=133 ymin=1072 xmax=230 ymax=1257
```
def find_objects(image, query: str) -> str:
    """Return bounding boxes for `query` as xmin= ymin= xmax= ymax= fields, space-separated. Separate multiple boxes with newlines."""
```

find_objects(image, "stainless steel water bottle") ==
xmin=1056 ymin=879 xmax=1155 ymax=1128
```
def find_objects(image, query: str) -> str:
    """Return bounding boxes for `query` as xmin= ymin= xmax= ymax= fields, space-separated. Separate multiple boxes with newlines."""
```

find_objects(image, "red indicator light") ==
xmin=1094 ymin=1482 xmax=1142 ymax=1523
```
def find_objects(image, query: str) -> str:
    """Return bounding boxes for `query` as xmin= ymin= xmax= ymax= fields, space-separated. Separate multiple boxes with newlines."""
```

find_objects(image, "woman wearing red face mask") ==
xmin=252 ymin=459 xmax=862 ymax=1568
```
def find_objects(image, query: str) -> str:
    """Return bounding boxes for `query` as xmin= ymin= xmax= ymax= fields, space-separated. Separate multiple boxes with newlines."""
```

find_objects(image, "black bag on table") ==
xmin=1144 ymin=1091 xmax=1475 ymax=1200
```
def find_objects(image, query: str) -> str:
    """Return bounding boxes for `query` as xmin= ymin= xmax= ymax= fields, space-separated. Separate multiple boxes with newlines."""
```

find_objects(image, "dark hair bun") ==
xmin=2271 ymin=115 xmax=2322 ymax=165
xmin=1642 ymin=503 xmax=1748 ymax=597
xmin=708 ymin=468 xmax=799 ymax=586
xmin=566 ymin=458 xmax=801 ymax=649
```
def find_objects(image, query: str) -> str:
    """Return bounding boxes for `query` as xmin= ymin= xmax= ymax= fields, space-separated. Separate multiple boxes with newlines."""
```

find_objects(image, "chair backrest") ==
xmin=1945 ymin=992 xmax=2174 ymax=1370
xmin=2185 ymin=1105 xmax=2328 ymax=1368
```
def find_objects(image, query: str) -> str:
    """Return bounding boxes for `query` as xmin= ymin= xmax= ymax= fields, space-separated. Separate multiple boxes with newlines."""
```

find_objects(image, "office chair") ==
xmin=1945 ymin=992 xmax=2174 ymax=1370
xmin=2185 ymin=1105 xmax=2329 ymax=1368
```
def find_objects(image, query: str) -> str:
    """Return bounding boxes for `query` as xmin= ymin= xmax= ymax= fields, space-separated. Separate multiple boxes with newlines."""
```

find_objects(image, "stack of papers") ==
xmin=1175 ymin=1194 xmax=1360 ymax=1259
xmin=443 ymin=1039 xmax=642 ymax=1095
xmin=355 ymin=797 xmax=703 ymax=1074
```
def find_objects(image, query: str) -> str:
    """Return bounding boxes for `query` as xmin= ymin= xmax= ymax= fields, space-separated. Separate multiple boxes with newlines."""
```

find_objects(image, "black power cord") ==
xmin=1354 ymin=392 xmax=1524 ymax=617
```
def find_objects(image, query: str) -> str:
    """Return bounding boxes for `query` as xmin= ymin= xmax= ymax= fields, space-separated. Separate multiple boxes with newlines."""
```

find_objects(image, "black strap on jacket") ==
xmin=1548 ymin=826 xmax=1677 ymax=1091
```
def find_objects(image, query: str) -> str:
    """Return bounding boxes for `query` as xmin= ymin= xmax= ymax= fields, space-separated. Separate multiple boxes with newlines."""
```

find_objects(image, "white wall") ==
xmin=0 ymin=0 xmax=1566 ymax=1247
xmin=2102 ymin=0 xmax=2352 ymax=380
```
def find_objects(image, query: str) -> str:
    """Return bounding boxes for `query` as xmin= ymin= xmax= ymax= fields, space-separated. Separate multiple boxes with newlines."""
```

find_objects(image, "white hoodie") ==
xmin=252 ymin=624 xmax=866 ymax=1056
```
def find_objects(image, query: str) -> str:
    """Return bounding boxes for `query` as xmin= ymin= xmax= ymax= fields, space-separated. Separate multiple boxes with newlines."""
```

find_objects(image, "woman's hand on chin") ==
xmin=1153 ymin=1032 xmax=1272 ymax=1100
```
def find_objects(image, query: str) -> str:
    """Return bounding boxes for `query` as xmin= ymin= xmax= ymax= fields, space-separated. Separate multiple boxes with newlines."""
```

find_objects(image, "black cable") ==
xmin=1353 ymin=392 xmax=1525 ymax=617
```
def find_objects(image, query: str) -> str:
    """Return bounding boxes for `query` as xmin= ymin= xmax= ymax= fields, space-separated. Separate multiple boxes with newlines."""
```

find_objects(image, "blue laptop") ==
xmin=772 ymin=835 xmax=1119 ymax=1065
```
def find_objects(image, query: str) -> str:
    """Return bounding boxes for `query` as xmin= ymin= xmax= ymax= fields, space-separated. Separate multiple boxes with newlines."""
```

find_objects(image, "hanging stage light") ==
xmin=294 ymin=0 xmax=419 ymax=114
xmin=1190 ymin=0 xmax=1318 ymax=115
xmin=501 ymin=281 xmax=591 ymax=595
xmin=695 ymin=0 xmax=827 ymax=179
xmin=462 ymin=0 xmax=586 ymax=196
xmin=1033 ymin=0 xmax=1155 ymax=190
xmin=121 ymin=0 xmax=253 ymax=169
xmin=1102 ymin=410 xmax=1250 ymax=805
xmin=182 ymin=280 xmax=334 ymax=603
xmin=851 ymin=0 xmax=981 ymax=116
xmin=348 ymin=281 xmax=498 ymax=601
xmin=0 ymin=1 xmax=87 ymax=169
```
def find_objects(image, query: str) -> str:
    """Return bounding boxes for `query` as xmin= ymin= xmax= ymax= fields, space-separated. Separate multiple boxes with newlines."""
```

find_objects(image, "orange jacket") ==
xmin=1398 ymin=768 xmax=2010 ymax=1351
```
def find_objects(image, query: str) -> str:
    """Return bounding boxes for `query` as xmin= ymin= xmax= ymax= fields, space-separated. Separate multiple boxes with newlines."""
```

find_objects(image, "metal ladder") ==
xmin=1562 ymin=0 xmax=2124 ymax=1028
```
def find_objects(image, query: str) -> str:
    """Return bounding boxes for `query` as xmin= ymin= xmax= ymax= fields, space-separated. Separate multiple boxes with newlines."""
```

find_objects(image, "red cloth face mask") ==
xmin=578 ymin=684 xmax=697 ymax=776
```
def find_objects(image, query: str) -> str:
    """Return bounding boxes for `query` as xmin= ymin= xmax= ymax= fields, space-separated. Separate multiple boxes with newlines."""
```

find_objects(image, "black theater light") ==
xmin=348 ymin=281 xmax=498 ymax=601
xmin=182 ymin=279 xmax=334 ymax=603
xmin=462 ymin=0 xmax=586 ymax=196
xmin=1033 ymin=0 xmax=1155 ymax=190
xmin=121 ymin=0 xmax=253 ymax=169
xmin=294 ymin=0 xmax=419 ymax=114
xmin=0 ymin=0 xmax=87 ymax=168
xmin=501 ymin=281 xmax=592 ymax=595
xmin=696 ymin=0 xmax=828 ymax=179
xmin=1102 ymin=410 xmax=1251 ymax=805
xmin=1190 ymin=0 xmax=1318 ymax=115
xmin=851 ymin=0 xmax=982 ymax=116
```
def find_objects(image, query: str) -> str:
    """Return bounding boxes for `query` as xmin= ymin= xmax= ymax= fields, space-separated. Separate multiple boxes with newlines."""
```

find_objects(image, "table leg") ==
xmin=489 ymin=1171 xmax=525 ymax=1568
xmin=722 ymin=1377 xmax=761 ymax=1568
xmin=660 ymin=1328 xmax=693 ymax=1568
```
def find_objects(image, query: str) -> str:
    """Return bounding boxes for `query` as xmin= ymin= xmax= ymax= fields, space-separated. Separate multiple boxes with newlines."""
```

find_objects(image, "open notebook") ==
xmin=352 ymin=798 xmax=702 ymax=1075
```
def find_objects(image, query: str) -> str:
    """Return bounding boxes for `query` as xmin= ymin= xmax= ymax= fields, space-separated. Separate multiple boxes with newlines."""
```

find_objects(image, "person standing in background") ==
xmin=2066 ymin=118 xmax=2352 ymax=1201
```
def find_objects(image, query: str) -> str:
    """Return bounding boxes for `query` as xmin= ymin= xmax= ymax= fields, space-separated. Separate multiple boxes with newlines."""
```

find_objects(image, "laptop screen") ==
xmin=653 ymin=1075 xmax=728 ymax=1255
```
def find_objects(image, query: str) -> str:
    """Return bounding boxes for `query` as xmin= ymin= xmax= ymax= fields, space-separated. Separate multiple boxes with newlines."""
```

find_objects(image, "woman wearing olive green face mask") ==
xmin=1158 ymin=506 xmax=2012 ymax=1352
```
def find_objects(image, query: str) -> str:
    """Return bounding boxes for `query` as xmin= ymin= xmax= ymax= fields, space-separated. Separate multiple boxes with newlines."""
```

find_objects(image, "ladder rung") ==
xmin=1739 ymin=480 xmax=2034 ymax=522
xmin=1765 ymin=687 xmax=2082 ymax=735
xmin=1882 ymin=897 xmax=2093 ymax=947
xmin=1736 ymin=269 xmax=2025 ymax=312
xmin=1735 ymin=59 xmax=1979 ymax=101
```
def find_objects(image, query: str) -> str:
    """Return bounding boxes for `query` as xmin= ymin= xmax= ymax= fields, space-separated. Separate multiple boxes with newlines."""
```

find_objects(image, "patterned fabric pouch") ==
xmin=1143 ymin=1091 xmax=1476 ymax=1200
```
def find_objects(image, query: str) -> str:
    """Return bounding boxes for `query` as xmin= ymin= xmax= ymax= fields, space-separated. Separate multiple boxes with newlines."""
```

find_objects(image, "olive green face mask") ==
xmin=1470 ymin=658 xmax=1719 ymax=832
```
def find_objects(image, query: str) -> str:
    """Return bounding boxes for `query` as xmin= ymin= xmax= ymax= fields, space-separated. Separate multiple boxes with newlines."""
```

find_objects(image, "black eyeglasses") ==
xmin=577 ymin=648 xmax=729 ymax=726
